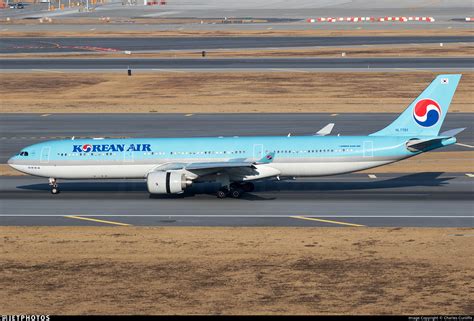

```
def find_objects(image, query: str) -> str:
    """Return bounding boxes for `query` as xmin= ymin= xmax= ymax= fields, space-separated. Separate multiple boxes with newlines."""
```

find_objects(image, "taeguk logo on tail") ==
xmin=413 ymin=98 xmax=441 ymax=127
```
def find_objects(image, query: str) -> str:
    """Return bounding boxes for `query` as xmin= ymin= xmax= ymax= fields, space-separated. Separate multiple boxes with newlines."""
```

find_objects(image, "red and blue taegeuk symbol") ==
xmin=413 ymin=98 xmax=441 ymax=127
xmin=82 ymin=144 xmax=92 ymax=152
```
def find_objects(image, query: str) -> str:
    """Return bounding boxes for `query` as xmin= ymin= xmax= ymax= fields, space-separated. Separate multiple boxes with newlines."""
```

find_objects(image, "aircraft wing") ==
xmin=186 ymin=161 xmax=255 ymax=170
xmin=152 ymin=152 xmax=276 ymax=172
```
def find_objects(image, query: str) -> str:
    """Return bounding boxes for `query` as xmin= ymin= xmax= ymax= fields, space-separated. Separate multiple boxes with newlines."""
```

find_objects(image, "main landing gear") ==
xmin=216 ymin=182 xmax=254 ymax=199
xmin=49 ymin=178 xmax=60 ymax=194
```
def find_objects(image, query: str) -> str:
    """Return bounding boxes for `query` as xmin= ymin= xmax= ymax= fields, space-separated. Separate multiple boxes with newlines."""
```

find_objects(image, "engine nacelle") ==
xmin=147 ymin=170 xmax=189 ymax=194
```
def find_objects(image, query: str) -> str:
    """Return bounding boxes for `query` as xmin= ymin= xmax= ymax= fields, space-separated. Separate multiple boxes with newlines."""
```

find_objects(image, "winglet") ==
xmin=255 ymin=151 xmax=276 ymax=164
xmin=315 ymin=123 xmax=334 ymax=136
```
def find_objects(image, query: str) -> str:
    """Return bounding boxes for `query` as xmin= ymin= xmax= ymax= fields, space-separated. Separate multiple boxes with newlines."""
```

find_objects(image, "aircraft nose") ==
xmin=7 ymin=156 xmax=16 ymax=166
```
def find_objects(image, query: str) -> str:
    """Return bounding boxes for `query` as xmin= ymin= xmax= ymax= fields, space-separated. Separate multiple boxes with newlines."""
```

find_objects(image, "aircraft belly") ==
xmin=11 ymin=159 xmax=397 ymax=180
xmin=11 ymin=164 xmax=154 ymax=179
xmin=270 ymin=160 xmax=393 ymax=176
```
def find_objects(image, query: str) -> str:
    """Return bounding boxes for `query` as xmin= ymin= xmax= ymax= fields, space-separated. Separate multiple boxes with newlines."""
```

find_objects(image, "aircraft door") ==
xmin=363 ymin=141 xmax=373 ymax=157
xmin=253 ymin=144 xmax=263 ymax=160
xmin=40 ymin=146 xmax=50 ymax=163
xmin=124 ymin=150 xmax=134 ymax=163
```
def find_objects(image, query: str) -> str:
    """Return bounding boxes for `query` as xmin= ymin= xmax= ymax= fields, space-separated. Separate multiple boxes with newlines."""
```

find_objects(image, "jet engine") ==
xmin=147 ymin=170 xmax=191 ymax=194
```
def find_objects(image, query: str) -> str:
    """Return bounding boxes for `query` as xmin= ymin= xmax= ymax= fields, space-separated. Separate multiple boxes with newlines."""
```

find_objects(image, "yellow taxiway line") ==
xmin=290 ymin=216 xmax=366 ymax=227
xmin=64 ymin=215 xmax=131 ymax=226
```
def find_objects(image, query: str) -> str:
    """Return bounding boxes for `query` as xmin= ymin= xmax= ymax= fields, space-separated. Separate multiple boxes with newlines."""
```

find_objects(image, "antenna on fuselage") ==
xmin=287 ymin=133 xmax=291 ymax=137
xmin=71 ymin=136 xmax=75 ymax=140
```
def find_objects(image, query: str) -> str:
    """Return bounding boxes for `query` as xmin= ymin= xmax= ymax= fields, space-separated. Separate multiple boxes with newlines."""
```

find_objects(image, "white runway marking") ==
xmin=65 ymin=215 xmax=131 ymax=226
xmin=456 ymin=143 xmax=474 ymax=148
xmin=1 ymin=215 xmax=472 ymax=218
xmin=270 ymin=68 xmax=308 ymax=73
xmin=291 ymin=215 xmax=365 ymax=227
xmin=368 ymin=174 xmax=377 ymax=179
xmin=31 ymin=69 xmax=64 ymax=73
xmin=466 ymin=173 xmax=474 ymax=178
xmin=151 ymin=69 xmax=184 ymax=73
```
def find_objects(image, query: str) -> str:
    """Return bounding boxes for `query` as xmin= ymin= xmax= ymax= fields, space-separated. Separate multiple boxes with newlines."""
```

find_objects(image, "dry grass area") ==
xmin=3 ymin=43 xmax=472 ymax=59
xmin=1 ymin=27 xmax=473 ymax=38
xmin=1 ymin=151 xmax=473 ymax=176
xmin=1 ymin=72 xmax=472 ymax=113
xmin=0 ymin=227 xmax=472 ymax=315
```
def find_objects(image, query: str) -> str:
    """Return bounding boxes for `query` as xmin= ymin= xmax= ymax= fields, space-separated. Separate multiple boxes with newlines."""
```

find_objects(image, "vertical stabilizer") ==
xmin=370 ymin=74 xmax=461 ymax=136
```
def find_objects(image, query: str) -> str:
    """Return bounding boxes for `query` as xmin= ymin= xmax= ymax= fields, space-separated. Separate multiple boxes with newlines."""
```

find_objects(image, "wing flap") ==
xmin=185 ymin=161 xmax=254 ymax=170
xmin=153 ymin=152 xmax=276 ymax=172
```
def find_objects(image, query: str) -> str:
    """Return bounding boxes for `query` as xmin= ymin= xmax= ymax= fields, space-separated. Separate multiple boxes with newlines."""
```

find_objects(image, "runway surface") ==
xmin=0 ymin=173 xmax=473 ymax=227
xmin=1 ymin=113 xmax=473 ymax=163
xmin=1 ymin=113 xmax=472 ymax=227
xmin=2 ymin=57 xmax=473 ymax=71
xmin=2 ymin=36 xmax=472 ymax=54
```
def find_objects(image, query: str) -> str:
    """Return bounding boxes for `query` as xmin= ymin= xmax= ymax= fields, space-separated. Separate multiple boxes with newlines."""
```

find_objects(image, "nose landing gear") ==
xmin=49 ymin=178 xmax=60 ymax=194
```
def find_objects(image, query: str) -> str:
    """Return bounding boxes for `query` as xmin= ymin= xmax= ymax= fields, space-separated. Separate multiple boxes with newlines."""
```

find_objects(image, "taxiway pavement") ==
xmin=1 ymin=36 xmax=472 ymax=54
xmin=0 ymin=173 xmax=473 ymax=227
xmin=2 ymin=57 xmax=473 ymax=71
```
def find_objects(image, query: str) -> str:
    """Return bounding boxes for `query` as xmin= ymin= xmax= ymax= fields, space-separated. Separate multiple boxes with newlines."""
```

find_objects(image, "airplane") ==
xmin=8 ymin=74 xmax=464 ymax=198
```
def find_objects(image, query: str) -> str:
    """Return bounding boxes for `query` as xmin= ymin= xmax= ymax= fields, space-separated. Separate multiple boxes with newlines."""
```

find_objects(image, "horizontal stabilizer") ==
xmin=315 ymin=123 xmax=334 ymax=136
xmin=439 ymin=127 xmax=465 ymax=137
xmin=406 ymin=138 xmax=444 ymax=151
xmin=406 ymin=136 xmax=456 ymax=152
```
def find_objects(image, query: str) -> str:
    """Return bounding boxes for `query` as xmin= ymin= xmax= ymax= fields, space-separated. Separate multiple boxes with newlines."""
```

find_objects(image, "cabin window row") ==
xmin=266 ymin=149 xmax=355 ymax=154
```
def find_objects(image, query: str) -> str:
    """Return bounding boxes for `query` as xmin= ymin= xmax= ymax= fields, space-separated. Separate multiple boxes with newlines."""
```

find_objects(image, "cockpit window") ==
xmin=19 ymin=151 xmax=29 ymax=156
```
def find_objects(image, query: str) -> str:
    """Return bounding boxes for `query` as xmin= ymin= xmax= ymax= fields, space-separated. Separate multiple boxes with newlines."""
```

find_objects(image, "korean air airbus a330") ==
xmin=8 ymin=74 xmax=465 ymax=198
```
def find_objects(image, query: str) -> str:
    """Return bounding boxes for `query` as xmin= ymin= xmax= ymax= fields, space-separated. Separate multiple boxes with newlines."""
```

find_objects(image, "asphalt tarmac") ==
xmin=2 ymin=36 xmax=472 ymax=54
xmin=0 ymin=173 xmax=472 ymax=227
xmin=0 ymin=114 xmax=472 ymax=227
xmin=1 ymin=113 xmax=473 ymax=163
xmin=2 ymin=57 xmax=474 ymax=71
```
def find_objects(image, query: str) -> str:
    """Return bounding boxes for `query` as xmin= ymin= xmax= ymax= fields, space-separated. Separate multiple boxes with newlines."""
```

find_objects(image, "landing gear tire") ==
xmin=216 ymin=189 xmax=228 ymax=199
xmin=229 ymin=188 xmax=242 ymax=199
xmin=49 ymin=178 xmax=59 ymax=195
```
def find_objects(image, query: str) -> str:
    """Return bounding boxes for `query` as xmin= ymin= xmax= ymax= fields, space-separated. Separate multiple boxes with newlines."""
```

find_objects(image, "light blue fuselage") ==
xmin=8 ymin=134 xmax=444 ymax=180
